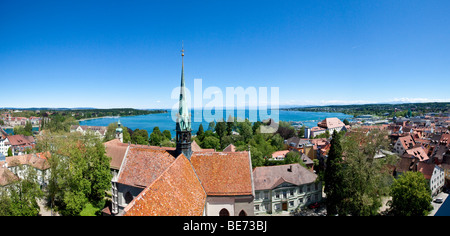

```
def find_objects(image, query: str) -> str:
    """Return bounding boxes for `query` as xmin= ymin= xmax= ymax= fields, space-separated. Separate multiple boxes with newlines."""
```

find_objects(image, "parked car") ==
xmin=434 ymin=198 xmax=444 ymax=204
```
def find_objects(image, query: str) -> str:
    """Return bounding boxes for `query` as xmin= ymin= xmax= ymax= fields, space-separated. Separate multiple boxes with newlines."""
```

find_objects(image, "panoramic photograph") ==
xmin=1 ymin=0 xmax=449 ymax=228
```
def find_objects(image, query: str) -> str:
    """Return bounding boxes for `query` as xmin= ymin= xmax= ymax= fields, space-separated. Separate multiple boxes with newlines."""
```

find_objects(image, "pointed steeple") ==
xmin=176 ymin=43 xmax=192 ymax=159
xmin=177 ymin=42 xmax=191 ymax=132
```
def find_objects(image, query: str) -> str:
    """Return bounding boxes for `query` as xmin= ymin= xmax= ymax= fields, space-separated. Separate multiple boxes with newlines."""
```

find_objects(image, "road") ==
xmin=429 ymin=191 xmax=449 ymax=216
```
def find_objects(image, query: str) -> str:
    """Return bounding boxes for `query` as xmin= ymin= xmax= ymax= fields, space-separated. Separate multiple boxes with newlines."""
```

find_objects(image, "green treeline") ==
xmin=285 ymin=102 xmax=450 ymax=117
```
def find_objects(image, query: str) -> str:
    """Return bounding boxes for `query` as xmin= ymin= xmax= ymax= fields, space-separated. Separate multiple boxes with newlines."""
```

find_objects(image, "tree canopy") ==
xmin=388 ymin=171 xmax=433 ymax=216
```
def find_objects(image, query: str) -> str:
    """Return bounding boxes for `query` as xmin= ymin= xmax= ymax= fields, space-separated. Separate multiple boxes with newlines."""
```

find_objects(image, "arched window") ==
xmin=219 ymin=208 xmax=230 ymax=216
xmin=238 ymin=210 xmax=247 ymax=216
xmin=124 ymin=192 xmax=133 ymax=204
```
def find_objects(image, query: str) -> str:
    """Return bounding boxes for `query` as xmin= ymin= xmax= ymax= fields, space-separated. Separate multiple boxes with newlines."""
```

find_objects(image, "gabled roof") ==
xmin=318 ymin=117 xmax=345 ymax=129
xmin=123 ymin=154 xmax=206 ymax=216
xmin=6 ymin=135 xmax=35 ymax=146
xmin=191 ymin=140 xmax=215 ymax=152
xmin=397 ymin=135 xmax=415 ymax=150
xmin=395 ymin=156 xmax=416 ymax=173
xmin=417 ymin=162 xmax=436 ymax=180
xmin=104 ymin=139 xmax=129 ymax=170
xmin=5 ymin=152 xmax=50 ymax=170
xmin=223 ymin=143 xmax=236 ymax=152
xmin=253 ymin=163 xmax=318 ymax=191
xmin=190 ymin=151 xmax=253 ymax=196
xmin=405 ymin=147 xmax=429 ymax=162
xmin=117 ymin=146 xmax=176 ymax=188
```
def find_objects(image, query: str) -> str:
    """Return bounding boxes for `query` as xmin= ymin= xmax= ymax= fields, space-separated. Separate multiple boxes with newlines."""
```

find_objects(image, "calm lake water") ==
xmin=79 ymin=109 xmax=352 ymax=138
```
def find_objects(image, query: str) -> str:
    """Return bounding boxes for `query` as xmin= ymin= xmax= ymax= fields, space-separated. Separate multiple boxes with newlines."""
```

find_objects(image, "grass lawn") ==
xmin=80 ymin=203 xmax=100 ymax=216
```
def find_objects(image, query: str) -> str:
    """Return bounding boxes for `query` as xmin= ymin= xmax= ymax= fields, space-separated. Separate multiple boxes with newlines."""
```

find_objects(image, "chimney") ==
xmin=288 ymin=165 xmax=292 ymax=172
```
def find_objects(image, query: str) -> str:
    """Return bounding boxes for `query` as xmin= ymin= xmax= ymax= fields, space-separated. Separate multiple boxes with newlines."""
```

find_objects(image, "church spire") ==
xmin=177 ymin=41 xmax=191 ymax=132
xmin=176 ymin=42 xmax=192 ymax=159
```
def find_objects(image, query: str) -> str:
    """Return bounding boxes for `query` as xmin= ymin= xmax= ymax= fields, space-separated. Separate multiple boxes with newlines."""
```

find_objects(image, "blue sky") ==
xmin=1 ymin=0 xmax=450 ymax=109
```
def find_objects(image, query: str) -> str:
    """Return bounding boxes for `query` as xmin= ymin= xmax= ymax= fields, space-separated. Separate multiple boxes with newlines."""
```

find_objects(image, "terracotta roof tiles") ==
xmin=117 ymin=146 xmax=175 ymax=188
xmin=190 ymin=151 xmax=253 ymax=196
xmin=123 ymin=154 xmax=206 ymax=216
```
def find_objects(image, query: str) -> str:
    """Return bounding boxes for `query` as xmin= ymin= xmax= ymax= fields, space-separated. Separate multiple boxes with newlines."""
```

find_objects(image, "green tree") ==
xmin=215 ymin=121 xmax=227 ymax=142
xmin=13 ymin=126 xmax=26 ymax=136
xmin=249 ymin=133 xmax=275 ymax=168
xmin=226 ymin=115 xmax=234 ymax=136
xmin=268 ymin=134 xmax=283 ymax=151
xmin=237 ymin=119 xmax=253 ymax=143
xmin=7 ymin=147 xmax=12 ymax=157
xmin=131 ymin=129 xmax=149 ymax=145
xmin=252 ymin=121 xmax=262 ymax=135
xmin=389 ymin=171 xmax=432 ymax=216
xmin=196 ymin=124 xmax=205 ymax=141
xmin=284 ymin=151 xmax=300 ymax=165
xmin=343 ymin=119 xmax=350 ymax=126
xmin=162 ymin=130 xmax=172 ymax=141
xmin=324 ymin=130 xmax=344 ymax=216
xmin=85 ymin=140 xmax=112 ymax=207
xmin=337 ymin=129 xmax=391 ymax=216
xmin=298 ymin=125 xmax=306 ymax=138
xmin=276 ymin=121 xmax=296 ymax=140
xmin=42 ymin=132 xmax=112 ymax=216
xmin=2 ymin=164 xmax=43 ymax=216
xmin=122 ymin=126 xmax=131 ymax=143
xmin=104 ymin=122 xmax=119 ymax=142
xmin=201 ymin=136 xmax=220 ymax=150
xmin=207 ymin=121 xmax=215 ymax=131
xmin=149 ymin=127 xmax=163 ymax=146
xmin=24 ymin=121 xmax=33 ymax=136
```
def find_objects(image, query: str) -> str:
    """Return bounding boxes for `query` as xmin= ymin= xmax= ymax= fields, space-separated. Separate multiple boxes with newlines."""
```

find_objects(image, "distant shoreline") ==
xmin=77 ymin=116 xmax=120 ymax=122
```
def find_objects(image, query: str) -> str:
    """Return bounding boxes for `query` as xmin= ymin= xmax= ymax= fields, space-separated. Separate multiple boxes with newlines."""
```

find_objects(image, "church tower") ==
xmin=116 ymin=117 xmax=123 ymax=143
xmin=176 ymin=44 xmax=192 ymax=159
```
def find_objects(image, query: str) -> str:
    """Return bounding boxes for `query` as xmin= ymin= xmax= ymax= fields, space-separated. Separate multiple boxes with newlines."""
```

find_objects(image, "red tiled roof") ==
xmin=104 ymin=139 xmax=129 ymax=170
xmin=6 ymin=152 xmax=50 ymax=170
xmin=190 ymin=151 xmax=253 ymax=196
xmin=398 ymin=135 xmax=415 ymax=150
xmin=123 ymin=154 xmax=206 ymax=216
xmin=417 ymin=162 xmax=435 ymax=180
xmin=405 ymin=147 xmax=429 ymax=162
xmin=117 ymin=146 xmax=176 ymax=188
xmin=6 ymin=135 xmax=35 ymax=146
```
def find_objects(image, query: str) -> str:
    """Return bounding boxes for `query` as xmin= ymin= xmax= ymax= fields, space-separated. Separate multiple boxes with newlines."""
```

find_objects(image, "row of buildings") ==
xmin=0 ymin=129 xmax=36 ymax=158
xmin=0 ymin=112 xmax=41 ymax=127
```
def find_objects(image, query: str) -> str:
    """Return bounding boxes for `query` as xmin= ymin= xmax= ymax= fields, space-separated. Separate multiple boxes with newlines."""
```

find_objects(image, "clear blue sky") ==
xmin=1 ymin=0 xmax=450 ymax=109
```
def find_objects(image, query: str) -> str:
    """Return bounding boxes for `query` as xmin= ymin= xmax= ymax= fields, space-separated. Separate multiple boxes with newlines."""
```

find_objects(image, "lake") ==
xmin=79 ymin=109 xmax=352 ymax=138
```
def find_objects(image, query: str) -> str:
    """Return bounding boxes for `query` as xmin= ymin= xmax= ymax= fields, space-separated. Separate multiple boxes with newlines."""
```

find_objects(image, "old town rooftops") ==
xmin=123 ymin=154 xmax=206 ymax=216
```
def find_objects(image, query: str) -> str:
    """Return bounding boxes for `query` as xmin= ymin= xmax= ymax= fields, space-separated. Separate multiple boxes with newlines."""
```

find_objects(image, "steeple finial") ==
xmin=181 ymin=40 xmax=184 ymax=57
